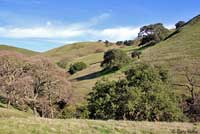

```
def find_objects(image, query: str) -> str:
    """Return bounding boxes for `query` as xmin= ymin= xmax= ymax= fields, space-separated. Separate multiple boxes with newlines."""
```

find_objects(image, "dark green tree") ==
xmin=175 ymin=21 xmax=185 ymax=29
xmin=101 ymin=49 xmax=130 ymax=70
xmin=125 ymin=64 xmax=185 ymax=121
xmin=138 ymin=23 xmax=170 ymax=46
xmin=87 ymin=63 xmax=185 ymax=121
xmin=131 ymin=51 xmax=142 ymax=59
xmin=87 ymin=79 xmax=117 ymax=119
xmin=69 ymin=62 xmax=87 ymax=74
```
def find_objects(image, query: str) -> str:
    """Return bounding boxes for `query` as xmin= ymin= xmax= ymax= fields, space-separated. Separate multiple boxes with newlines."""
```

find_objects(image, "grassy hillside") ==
xmin=0 ymin=45 xmax=38 ymax=56
xmin=142 ymin=15 xmax=200 ymax=63
xmin=0 ymin=103 xmax=32 ymax=118
xmin=0 ymin=115 xmax=199 ymax=134
xmin=1 ymin=15 xmax=200 ymax=134
xmin=59 ymin=15 xmax=200 ymax=102
xmin=44 ymin=41 xmax=119 ymax=62
xmin=141 ymin=15 xmax=200 ymax=94
xmin=67 ymin=46 xmax=137 ymax=102
xmin=43 ymin=41 xmax=129 ymax=101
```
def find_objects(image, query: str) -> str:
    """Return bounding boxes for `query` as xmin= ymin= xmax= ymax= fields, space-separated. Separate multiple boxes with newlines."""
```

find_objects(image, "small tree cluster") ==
xmin=116 ymin=40 xmax=134 ymax=46
xmin=69 ymin=62 xmax=87 ymax=74
xmin=138 ymin=23 xmax=170 ymax=46
xmin=131 ymin=51 xmax=142 ymax=59
xmin=56 ymin=58 xmax=68 ymax=69
xmin=101 ymin=49 xmax=131 ymax=70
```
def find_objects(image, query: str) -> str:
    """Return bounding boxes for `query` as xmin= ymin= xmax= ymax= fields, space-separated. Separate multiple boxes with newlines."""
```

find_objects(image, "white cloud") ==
xmin=0 ymin=26 xmax=85 ymax=38
xmin=165 ymin=24 xmax=175 ymax=29
xmin=0 ymin=26 xmax=140 ymax=42
xmin=0 ymin=12 xmax=141 ymax=43
xmin=98 ymin=27 xmax=139 ymax=41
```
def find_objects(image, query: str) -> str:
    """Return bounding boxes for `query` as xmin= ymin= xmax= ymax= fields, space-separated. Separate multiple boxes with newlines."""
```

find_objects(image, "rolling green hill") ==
xmin=0 ymin=15 xmax=200 ymax=134
xmin=53 ymin=15 xmax=200 ymax=102
xmin=0 ymin=45 xmax=38 ymax=56
xmin=2 ymin=15 xmax=198 ymax=103
xmin=141 ymin=15 xmax=200 ymax=94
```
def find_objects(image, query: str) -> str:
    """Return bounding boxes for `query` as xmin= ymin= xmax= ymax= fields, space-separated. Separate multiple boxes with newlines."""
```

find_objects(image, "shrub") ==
xmin=125 ymin=64 xmax=185 ymax=121
xmin=88 ymin=79 xmax=118 ymax=120
xmin=58 ymin=104 xmax=89 ymax=119
xmin=57 ymin=59 xmax=68 ymax=69
xmin=101 ymin=49 xmax=131 ymax=70
xmin=58 ymin=105 xmax=77 ymax=119
xmin=131 ymin=51 xmax=142 ymax=59
xmin=69 ymin=62 xmax=87 ymax=74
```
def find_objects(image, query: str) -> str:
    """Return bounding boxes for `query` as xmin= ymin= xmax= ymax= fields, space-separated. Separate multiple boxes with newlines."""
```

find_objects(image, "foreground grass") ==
xmin=1 ymin=103 xmax=199 ymax=134
xmin=0 ymin=117 xmax=199 ymax=134
xmin=0 ymin=108 xmax=31 ymax=118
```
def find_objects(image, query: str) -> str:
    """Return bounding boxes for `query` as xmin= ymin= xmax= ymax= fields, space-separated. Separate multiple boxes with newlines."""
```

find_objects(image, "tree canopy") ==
xmin=88 ymin=63 xmax=185 ymax=121
xmin=101 ymin=49 xmax=131 ymax=70
xmin=138 ymin=23 xmax=170 ymax=46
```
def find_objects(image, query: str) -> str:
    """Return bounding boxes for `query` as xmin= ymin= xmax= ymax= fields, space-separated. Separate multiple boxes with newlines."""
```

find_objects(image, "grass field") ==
xmin=0 ymin=45 xmax=38 ymax=56
xmin=0 ymin=117 xmax=200 ymax=134
xmin=43 ymin=41 xmax=120 ymax=62
xmin=0 ymin=105 xmax=200 ymax=134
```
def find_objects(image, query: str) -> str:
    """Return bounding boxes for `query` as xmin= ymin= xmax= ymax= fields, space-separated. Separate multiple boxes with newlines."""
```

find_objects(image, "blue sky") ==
xmin=0 ymin=0 xmax=199 ymax=52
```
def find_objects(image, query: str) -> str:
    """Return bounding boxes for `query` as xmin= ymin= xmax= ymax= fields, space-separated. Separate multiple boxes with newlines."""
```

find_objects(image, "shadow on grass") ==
xmin=0 ymin=96 xmax=6 ymax=108
xmin=76 ymin=68 xmax=117 ymax=80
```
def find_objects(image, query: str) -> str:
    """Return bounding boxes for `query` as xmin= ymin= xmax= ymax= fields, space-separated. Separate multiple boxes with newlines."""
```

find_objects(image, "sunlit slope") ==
xmin=0 ymin=45 xmax=38 ymax=56
xmin=0 ymin=112 xmax=199 ymax=134
xmin=141 ymin=15 xmax=200 ymax=90
xmin=142 ymin=15 xmax=200 ymax=62
xmin=44 ymin=42 xmax=119 ymax=62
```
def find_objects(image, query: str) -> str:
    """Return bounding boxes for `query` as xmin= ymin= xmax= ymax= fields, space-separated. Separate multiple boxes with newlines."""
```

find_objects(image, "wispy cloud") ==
xmin=165 ymin=24 xmax=175 ymax=29
xmin=0 ymin=25 xmax=139 ymax=41
xmin=0 ymin=13 xmax=139 ymax=43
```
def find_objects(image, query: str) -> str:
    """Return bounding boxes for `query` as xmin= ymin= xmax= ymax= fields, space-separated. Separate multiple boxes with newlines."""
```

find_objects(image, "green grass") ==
xmin=43 ymin=42 xmax=120 ymax=62
xmin=0 ymin=107 xmax=32 ymax=118
xmin=0 ymin=45 xmax=38 ymax=56
xmin=0 ymin=117 xmax=199 ymax=134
